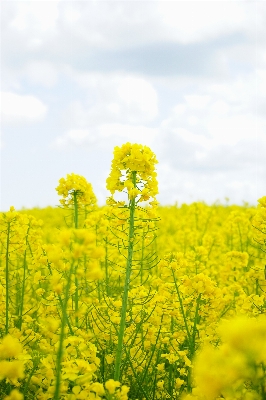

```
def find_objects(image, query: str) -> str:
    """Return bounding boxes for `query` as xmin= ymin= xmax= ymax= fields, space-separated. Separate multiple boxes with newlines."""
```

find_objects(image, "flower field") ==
xmin=1 ymin=143 xmax=266 ymax=400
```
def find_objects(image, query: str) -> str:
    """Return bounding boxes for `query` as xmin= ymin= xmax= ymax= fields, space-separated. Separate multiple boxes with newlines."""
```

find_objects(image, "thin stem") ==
xmin=5 ymin=222 xmax=11 ymax=335
xmin=187 ymin=294 xmax=201 ymax=392
xmin=73 ymin=191 xmax=79 ymax=229
xmin=140 ymin=234 xmax=145 ymax=285
xmin=54 ymin=262 xmax=74 ymax=400
xmin=73 ymin=191 xmax=79 ymax=326
xmin=75 ymin=273 xmax=79 ymax=327
xmin=171 ymin=268 xmax=192 ymax=351
xmin=105 ymin=238 xmax=110 ymax=296
xmin=238 ymin=223 xmax=243 ymax=252
xmin=191 ymin=294 xmax=201 ymax=356
xmin=58 ymin=295 xmax=74 ymax=335
xmin=47 ymin=262 xmax=74 ymax=335
xmin=18 ymin=225 xmax=30 ymax=330
xmin=114 ymin=171 xmax=136 ymax=381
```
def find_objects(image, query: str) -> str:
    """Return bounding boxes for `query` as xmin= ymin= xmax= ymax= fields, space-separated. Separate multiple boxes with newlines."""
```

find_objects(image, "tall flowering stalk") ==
xmin=0 ymin=207 xmax=29 ymax=334
xmin=56 ymin=173 xmax=97 ymax=325
xmin=56 ymin=173 xmax=97 ymax=229
xmin=252 ymin=196 xmax=266 ymax=250
xmin=106 ymin=143 xmax=159 ymax=381
xmin=54 ymin=173 xmax=98 ymax=400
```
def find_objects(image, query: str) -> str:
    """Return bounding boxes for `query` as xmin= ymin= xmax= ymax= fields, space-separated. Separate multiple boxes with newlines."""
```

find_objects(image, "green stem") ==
xmin=23 ymin=361 xmax=39 ymax=396
xmin=5 ymin=222 xmax=11 ymax=335
xmin=75 ymin=273 xmax=79 ymax=327
xmin=138 ymin=317 xmax=162 ymax=387
xmin=73 ymin=191 xmax=78 ymax=229
xmin=114 ymin=171 xmax=136 ymax=381
xmin=19 ymin=225 xmax=30 ymax=330
xmin=191 ymin=294 xmax=201 ymax=356
xmin=140 ymin=234 xmax=145 ymax=285
xmin=58 ymin=295 xmax=74 ymax=335
xmin=47 ymin=262 xmax=74 ymax=335
xmin=73 ymin=191 xmax=79 ymax=326
xmin=238 ymin=223 xmax=243 ymax=252
xmin=54 ymin=262 xmax=74 ymax=400
xmin=171 ymin=269 xmax=192 ymax=351
xmin=105 ymin=238 xmax=110 ymax=296
xmin=187 ymin=294 xmax=201 ymax=392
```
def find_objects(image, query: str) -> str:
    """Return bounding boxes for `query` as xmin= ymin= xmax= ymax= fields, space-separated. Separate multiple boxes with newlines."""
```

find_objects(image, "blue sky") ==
xmin=1 ymin=0 xmax=266 ymax=210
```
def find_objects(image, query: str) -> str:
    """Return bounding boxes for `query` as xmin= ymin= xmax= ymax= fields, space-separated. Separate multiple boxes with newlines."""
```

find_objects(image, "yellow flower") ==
xmin=128 ymin=187 xmax=141 ymax=200
xmin=157 ymin=380 xmax=164 ymax=390
xmin=4 ymin=389 xmax=24 ymax=400
xmin=90 ymin=382 xmax=105 ymax=396
xmin=175 ymin=378 xmax=185 ymax=389
xmin=0 ymin=335 xmax=23 ymax=359
xmin=106 ymin=143 xmax=158 ymax=204
xmin=72 ymin=386 xmax=81 ymax=395
xmin=56 ymin=173 xmax=97 ymax=209
xmin=105 ymin=355 xmax=114 ymax=364
xmin=105 ymin=379 xmax=121 ymax=394
xmin=0 ymin=360 xmax=25 ymax=382
xmin=156 ymin=363 xmax=165 ymax=372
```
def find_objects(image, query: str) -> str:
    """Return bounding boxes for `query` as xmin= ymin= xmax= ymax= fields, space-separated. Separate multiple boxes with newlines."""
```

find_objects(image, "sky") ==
xmin=1 ymin=0 xmax=266 ymax=211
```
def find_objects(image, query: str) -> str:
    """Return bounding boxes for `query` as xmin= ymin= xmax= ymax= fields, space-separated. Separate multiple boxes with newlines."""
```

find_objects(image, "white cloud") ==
xmin=99 ymin=124 xmax=158 ymax=145
xmin=188 ymin=116 xmax=199 ymax=126
xmin=1 ymin=92 xmax=47 ymax=123
xmin=64 ymin=71 xmax=158 ymax=125
xmin=257 ymin=69 xmax=266 ymax=94
xmin=61 ymin=2 xmax=161 ymax=49
xmin=25 ymin=61 xmax=58 ymax=87
xmin=62 ymin=4 xmax=81 ymax=25
xmin=184 ymin=95 xmax=211 ymax=110
xmin=116 ymin=76 xmax=158 ymax=122
xmin=157 ymin=164 xmax=261 ymax=206
xmin=1 ymin=1 xmax=266 ymax=210
xmin=173 ymin=128 xmax=211 ymax=150
xmin=209 ymin=100 xmax=230 ymax=115
xmin=161 ymin=68 xmax=266 ymax=148
xmin=4 ymin=1 xmax=261 ymax=67
xmin=206 ymin=114 xmax=266 ymax=145
xmin=208 ymin=79 xmax=253 ymax=103
xmin=54 ymin=129 xmax=93 ymax=148
xmin=157 ymin=2 xmax=253 ymax=44
xmin=54 ymin=124 xmax=159 ymax=149
xmin=155 ymin=71 xmax=266 ymax=195
xmin=172 ymin=104 xmax=186 ymax=116
xmin=10 ymin=1 xmax=59 ymax=33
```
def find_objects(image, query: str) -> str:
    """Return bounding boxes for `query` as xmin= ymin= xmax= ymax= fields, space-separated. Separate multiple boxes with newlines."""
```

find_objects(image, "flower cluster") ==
xmin=252 ymin=195 xmax=266 ymax=248
xmin=0 ymin=335 xmax=25 ymax=399
xmin=56 ymin=173 xmax=97 ymax=209
xmin=106 ymin=143 xmax=158 ymax=204
xmin=1 ymin=144 xmax=266 ymax=400
xmin=184 ymin=315 xmax=266 ymax=400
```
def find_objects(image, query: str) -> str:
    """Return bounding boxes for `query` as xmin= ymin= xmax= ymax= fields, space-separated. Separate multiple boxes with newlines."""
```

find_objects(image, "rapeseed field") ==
xmin=1 ymin=143 xmax=266 ymax=400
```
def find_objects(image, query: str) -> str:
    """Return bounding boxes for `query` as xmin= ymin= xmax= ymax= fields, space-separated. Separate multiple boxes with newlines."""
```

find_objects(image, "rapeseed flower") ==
xmin=106 ymin=142 xmax=158 ymax=204
xmin=56 ymin=173 xmax=97 ymax=209
xmin=1 ymin=146 xmax=266 ymax=400
xmin=3 ymin=389 xmax=24 ymax=400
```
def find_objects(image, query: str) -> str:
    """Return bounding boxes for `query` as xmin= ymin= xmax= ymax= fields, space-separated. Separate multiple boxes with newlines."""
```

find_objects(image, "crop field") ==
xmin=1 ymin=143 xmax=266 ymax=400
